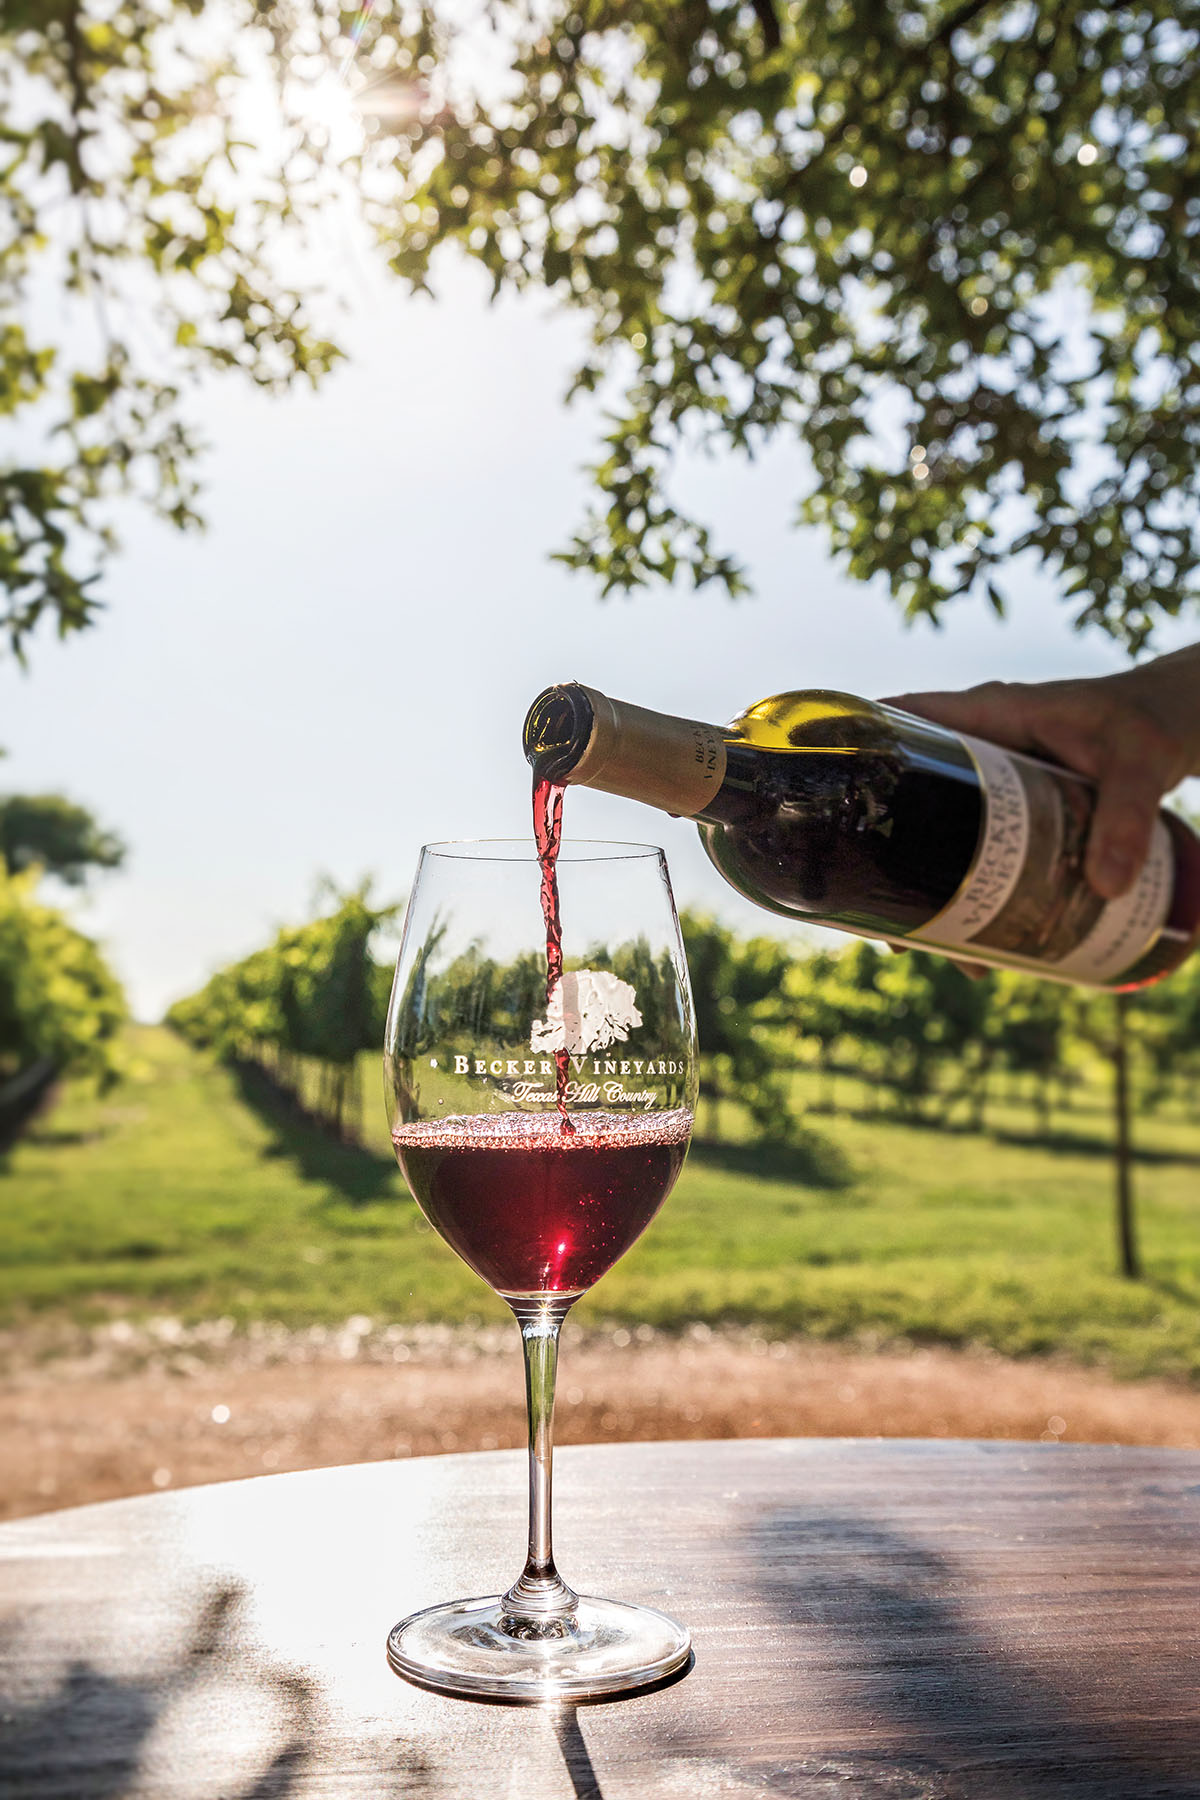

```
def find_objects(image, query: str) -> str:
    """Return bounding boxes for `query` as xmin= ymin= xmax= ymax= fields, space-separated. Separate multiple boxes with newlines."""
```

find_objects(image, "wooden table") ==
xmin=2 ymin=1439 xmax=1199 ymax=1798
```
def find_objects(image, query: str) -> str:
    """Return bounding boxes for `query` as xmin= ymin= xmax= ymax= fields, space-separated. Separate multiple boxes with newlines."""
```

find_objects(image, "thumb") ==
xmin=1085 ymin=765 xmax=1167 ymax=899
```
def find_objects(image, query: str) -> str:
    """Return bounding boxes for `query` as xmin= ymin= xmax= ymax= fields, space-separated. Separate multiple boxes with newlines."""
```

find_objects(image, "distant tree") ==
xmin=778 ymin=948 xmax=847 ymax=1110
xmin=678 ymin=909 xmax=794 ymax=1139
xmin=1133 ymin=953 xmax=1200 ymax=1110
xmin=169 ymin=881 xmax=399 ymax=1140
xmin=866 ymin=947 xmax=994 ymax=1123
xmin=0 ymin=866 xmax=125 ymax=1090
xmin=1062 ymin=952 xmax=1200 ymax=1280
xmin=786 ymin=940 xmax=993 ymax=1121
xmin=778 ymin=940 xmax=896 ymax=1112
xmin=786 ymin=942 xmax=1074 ymax=1132
xmin=1064 ymin=989 xmax=1148 ymax=1279
xmin=0 ymin=792 xmax=125 ymax=885
xmin=282 ymin=882 xmax=401 ymax=1134
xmin=983 ymin=971 xmax=1068 ymax=1134
xmin=8 ymin=3 xmax=1200 ymax=655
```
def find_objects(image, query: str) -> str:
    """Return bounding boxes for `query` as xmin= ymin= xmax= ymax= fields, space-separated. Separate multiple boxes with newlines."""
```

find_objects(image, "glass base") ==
xmin=386 ymin=1593 xmax=691 ymax=1702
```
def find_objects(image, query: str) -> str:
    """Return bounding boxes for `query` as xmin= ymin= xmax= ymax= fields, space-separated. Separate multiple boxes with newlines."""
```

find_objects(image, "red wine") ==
xmin=392 ymin=1110 xmax=692 ymax=1299
xmin=533 ymin=775 xmax=573 ymax=1128
xmin=524 ymin=683 xmax=1200 ymax=990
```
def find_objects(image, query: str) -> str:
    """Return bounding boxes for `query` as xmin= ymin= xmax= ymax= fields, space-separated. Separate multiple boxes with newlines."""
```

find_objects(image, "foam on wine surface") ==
xmin=392 ymin=1109 xmax=692 ymax=1299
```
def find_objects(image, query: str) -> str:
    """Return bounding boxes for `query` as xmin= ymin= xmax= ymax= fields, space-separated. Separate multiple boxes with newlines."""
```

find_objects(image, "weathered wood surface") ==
xmin=1 ymin=1439 xmax=1199 ymax=1798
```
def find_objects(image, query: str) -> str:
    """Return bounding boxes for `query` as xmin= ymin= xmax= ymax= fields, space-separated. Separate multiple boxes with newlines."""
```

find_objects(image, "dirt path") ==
xmin=4 ymin=1319 xmax=1200 ymax=1521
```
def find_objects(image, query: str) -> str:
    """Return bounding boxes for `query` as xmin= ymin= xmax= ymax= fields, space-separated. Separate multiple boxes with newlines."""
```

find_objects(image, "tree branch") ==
xmin=750 ymin=0 xmax=781 ymax=52
xmin=933 ymin=0 xmax=1003 ymax=47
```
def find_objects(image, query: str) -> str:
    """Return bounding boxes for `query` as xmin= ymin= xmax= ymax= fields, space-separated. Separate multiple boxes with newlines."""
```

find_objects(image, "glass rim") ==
xmin=420 ymin=838 xmax=667 ymax=864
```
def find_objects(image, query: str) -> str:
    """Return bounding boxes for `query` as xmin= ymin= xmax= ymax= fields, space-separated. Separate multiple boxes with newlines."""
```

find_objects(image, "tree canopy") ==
xmin=5 ymin=1 xmax=1199 ymax=656
xmin=1 ymin=0 xmax=341 ymax=657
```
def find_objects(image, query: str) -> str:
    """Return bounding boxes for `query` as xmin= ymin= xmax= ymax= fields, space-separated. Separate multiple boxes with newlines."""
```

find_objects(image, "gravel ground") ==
xmin=4 ymin=1316 xmax=1200 ymax=1520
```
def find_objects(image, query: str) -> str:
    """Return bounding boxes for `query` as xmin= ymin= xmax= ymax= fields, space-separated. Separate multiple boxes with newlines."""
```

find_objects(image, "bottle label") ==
xmin=1049 ymin=818 xmax=1173 ymax=983
xmin=910 ymin=736 xmax=1030 ymax=946
xmin=910 ymin=733 xmax=1173 ymax=983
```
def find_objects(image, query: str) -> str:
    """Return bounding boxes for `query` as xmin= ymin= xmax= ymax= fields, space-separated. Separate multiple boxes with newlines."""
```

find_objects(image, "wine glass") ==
xmin=383 ymin=839 xmax=697 ymax=1701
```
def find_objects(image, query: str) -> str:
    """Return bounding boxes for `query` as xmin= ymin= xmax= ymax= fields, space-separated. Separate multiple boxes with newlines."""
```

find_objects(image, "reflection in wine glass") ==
xmin=383 ymin=840 xmax=697 ymax=1701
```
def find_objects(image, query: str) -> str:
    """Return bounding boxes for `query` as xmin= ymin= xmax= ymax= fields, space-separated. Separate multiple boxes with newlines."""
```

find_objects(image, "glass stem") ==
xmin=501 ymin=1301 xmax=578 ymax=1628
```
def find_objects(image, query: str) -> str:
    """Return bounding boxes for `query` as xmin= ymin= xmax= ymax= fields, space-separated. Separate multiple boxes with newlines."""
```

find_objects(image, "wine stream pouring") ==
xmin=524 ymin=683 xmax=1200 ymax=992
xmin=533 ymin=774 xmax=574 ymax=1130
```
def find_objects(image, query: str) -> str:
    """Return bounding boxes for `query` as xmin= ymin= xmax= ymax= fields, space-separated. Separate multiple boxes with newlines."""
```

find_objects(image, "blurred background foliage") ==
xmin=4 ymin=870 xmax=1200 ymax=1354
xmin=0 ymin=866 xmax=125 ymax=1096
xmin=3 ymin=2 xmax=1199 ymax=1361
xmin=0 ymin=779 xmax=126 ymax=1123
xmin=158 ymin=889 xmax=1200 ymax=1282
xmin=167 ymin=882 xmax=398 ymax=1138
xmin=164 ymin=890 xmax=1200 ymax=1150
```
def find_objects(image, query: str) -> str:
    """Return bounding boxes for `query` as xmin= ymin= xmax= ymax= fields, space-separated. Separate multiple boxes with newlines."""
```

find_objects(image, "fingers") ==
xmin=1085 ymin=771 xmax=1163 ymax=899
xmin=881 ymin=683 xmax=1049 ymax=755
xmin=956 ymin=960 xmax=990 ymax=980
xmin=883 ymin=678 xmax=1187 ymax=901
xmin=1084 ymin=715 xmax=1184 ymax=898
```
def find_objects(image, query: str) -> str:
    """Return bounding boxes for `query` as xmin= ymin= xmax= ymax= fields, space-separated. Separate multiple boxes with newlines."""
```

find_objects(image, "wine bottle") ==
xmin=523 ymin=683 xmax=1200 ymax=991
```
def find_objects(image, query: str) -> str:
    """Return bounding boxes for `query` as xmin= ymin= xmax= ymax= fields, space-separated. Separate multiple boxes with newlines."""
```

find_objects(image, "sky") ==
xmin=3 ymin=252 xmax=1196 ymax=1021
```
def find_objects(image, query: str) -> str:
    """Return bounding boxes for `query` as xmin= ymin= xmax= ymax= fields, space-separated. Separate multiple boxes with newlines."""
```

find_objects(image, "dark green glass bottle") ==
xmin=524 ymin=683 xmax=1200 ymax=990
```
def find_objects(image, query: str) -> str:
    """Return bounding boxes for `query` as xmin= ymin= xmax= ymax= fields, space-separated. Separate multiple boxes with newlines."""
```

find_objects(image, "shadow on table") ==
xmin=0 ymin=1580 xmax=427 ymax=1800
xmin=732 ymin=1510 xmax=1200 ymax=1800
xmin=554 ymin=1709 xmax=606 ymax=1800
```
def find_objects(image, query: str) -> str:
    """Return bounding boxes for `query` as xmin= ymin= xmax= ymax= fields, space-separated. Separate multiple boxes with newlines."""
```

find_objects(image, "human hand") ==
xmin=885 ymin=646 xmax=1200 ymax=901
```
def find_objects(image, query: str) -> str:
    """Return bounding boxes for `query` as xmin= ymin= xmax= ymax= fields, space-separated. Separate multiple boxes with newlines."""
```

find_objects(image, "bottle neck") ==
xmin=535 ymin=685 xmax=730 ymax=819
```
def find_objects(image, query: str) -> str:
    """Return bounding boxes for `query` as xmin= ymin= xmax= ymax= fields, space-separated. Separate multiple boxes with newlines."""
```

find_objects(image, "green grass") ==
xmin=3 ymin=1026 xmax=1200 ymax=1381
